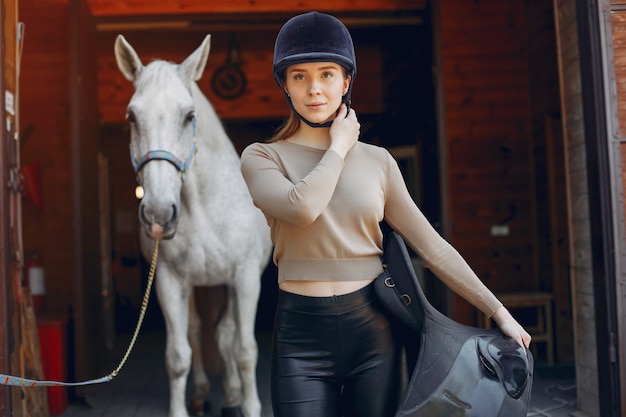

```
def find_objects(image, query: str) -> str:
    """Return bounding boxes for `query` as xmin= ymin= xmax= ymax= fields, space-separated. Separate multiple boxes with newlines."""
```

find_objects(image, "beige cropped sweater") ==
xmin=240 ymin=140 xmax=503 ymax=317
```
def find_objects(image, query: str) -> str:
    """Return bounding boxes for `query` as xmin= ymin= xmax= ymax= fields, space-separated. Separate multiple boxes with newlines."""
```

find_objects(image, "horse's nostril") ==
xmin=139 ymin=203 xmax=148 ymax=225
xmin=171 ymin=204 xmax=178 ymax=223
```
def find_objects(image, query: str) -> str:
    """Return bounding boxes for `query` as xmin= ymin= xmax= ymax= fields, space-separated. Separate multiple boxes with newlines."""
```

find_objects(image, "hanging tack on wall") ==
xmin=211 ymin=33 xmax=247 ymax=100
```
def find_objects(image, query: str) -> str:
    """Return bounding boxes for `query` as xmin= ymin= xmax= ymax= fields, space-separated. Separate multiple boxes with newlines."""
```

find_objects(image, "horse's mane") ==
xmin=136 ymin=60 xmax=186 ymax=90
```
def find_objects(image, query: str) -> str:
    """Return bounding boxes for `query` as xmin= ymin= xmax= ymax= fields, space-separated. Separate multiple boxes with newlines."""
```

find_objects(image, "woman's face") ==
xmin=284 ymin=62 xmax=350 ymax=125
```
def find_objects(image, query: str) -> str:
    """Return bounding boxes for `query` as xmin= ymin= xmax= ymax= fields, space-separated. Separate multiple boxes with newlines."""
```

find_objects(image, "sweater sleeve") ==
xmin=241 ymin=143 xmax=345 ymax=226
xmin=382 ymin=152 xmax=503 ymax=317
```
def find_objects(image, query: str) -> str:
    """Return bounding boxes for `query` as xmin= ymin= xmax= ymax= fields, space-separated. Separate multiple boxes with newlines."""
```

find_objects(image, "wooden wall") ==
xmin=19 ymin=0 xmax=103 ymax=383
xmin=439 ymin=0 xmax=536 ymax=321
xmin=437 ymin=2 xmax=573 ymax=363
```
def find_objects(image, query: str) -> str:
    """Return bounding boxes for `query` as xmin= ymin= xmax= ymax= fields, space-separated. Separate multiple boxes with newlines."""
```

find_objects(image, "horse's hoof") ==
xmin=188 ymin=399 xmax=211 ymax=416
xmin=221 ymin=406 xmax=244 ymax=417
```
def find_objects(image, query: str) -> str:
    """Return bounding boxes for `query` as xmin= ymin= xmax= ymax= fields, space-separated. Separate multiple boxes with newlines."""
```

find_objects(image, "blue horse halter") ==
xmin=130 ymin=117 xmax=197 ymax=184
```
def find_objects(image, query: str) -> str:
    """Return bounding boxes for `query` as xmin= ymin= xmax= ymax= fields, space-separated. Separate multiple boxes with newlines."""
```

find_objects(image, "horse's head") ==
xmin=114 ymin=34 xmax=211 ymax=240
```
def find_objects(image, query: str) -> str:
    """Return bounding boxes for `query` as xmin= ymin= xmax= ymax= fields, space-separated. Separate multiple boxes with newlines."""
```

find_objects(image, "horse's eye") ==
xmin=126 ymin=111 xmax=136 ymax=124
xmin=185 ymin=112 xmax=195 ymax=124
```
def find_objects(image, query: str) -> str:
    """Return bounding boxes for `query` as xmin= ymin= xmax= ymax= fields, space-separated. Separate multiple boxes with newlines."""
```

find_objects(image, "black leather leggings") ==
xmin=271 ymin=282 xmax=401 ymax=417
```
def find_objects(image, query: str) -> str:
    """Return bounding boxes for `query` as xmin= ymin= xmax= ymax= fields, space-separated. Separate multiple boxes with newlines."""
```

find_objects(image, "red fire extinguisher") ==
xmin=24 ymin=254 xmax=45 ymax=312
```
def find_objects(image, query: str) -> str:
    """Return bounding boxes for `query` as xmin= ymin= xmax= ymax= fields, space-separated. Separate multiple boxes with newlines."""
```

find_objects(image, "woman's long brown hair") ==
xmin=268 ymin=112 xmax=300 ymax=143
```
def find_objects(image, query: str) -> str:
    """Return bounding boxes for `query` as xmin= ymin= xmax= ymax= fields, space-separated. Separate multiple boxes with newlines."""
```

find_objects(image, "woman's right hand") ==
xmin=491 ymin=306 xmax=532 ymax=349
xmin=329 ymin=103 xmax=360 ymax=159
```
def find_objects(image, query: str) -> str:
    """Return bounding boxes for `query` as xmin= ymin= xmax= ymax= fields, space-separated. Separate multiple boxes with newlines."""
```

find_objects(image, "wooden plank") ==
xmin=98 ymin=153 xmax=115 ymax=350
xmin=442 ymin=57 xmax=528 ymax=76
xmin=2 ymin=0 xmax=19 ymax=414
xmin=16 ymin=291 xmax=49 ymax=417
xmin=446 ymin=122 xmax=526 ymax=139
xmin=88 ymin=0 xmax=427 ymax=17
xmin=622 ymin=145 xmax=626 ymax=240
xmin=443 ymin=68 xmax=528 ymax=89
xmin=612 ymin=11 xmax=626 ymax=136
xmin=545 ymin=115 xmax=574 ymax=360
xmin=445 ymin=102 xmax=530 ymax=122
xmin=70 ymin=0 xmax=104 ymax=384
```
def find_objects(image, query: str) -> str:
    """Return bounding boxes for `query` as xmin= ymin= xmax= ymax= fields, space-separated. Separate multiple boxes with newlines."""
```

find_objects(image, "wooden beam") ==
xmin=88 ymin=0 xmax=427 ymax=17
xmin=0 ymin=0 xmax=12 ymax=413
xmin=95 ymin=15 xmax=424 ymax=33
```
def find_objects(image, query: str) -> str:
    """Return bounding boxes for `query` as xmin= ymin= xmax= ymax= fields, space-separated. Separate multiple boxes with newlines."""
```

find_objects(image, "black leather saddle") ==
xmin=374 ymin=232 xmax=534 ymax=417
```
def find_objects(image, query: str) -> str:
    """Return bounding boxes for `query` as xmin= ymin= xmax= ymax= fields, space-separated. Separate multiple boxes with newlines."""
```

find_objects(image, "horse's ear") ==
xmin=114 ymin=35 xmax=144 ymax=82
xmin=180 ymin=35 xmax=211 ymax=81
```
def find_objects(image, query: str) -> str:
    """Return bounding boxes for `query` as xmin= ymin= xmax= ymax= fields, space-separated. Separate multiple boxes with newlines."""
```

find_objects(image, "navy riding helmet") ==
xmin=273 ymin=11 xmax=357 ymax=128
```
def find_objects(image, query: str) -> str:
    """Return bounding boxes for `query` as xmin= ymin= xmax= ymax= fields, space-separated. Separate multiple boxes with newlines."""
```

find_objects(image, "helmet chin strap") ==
xmin=284 ymin=92 xmax=351 ymax=129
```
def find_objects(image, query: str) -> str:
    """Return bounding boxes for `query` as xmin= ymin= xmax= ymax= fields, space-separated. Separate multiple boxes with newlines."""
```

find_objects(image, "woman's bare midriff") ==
xmin=279 ymin=278 xmax=376 ymax=297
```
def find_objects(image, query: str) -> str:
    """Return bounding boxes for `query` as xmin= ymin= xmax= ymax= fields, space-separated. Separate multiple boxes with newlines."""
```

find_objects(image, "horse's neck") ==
xmin=182 ymin=83 xmax=243 ymax=203
xmin=191 ymin=83 xmax=235 ymax=153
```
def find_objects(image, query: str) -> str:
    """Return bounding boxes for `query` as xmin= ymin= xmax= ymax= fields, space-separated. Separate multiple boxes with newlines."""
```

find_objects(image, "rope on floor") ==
xmin=0 ymin=241 xmax=159 ymax=387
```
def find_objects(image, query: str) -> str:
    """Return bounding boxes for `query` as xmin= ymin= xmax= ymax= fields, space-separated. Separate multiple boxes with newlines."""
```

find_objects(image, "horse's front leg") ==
xmin=156 ymin=271 xmax=193 ymax=417
xmin=188 ymin=290 xmax=211 ymax=415
xmin=231 ymin=268 xmax=262 ymax=417
xmin=217 ymin=288 xmax=242 ymax=409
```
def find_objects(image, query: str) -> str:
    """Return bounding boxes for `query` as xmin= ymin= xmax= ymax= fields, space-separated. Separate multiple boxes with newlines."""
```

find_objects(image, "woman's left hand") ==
xmin=329 ymin=104 xmax=360 ymax=159
xmin=491 ymin=306 xmax=532 ymax=349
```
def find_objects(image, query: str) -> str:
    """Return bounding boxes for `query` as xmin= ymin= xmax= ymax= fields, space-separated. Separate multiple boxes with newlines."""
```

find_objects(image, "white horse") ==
xmin=114 ymin=35 xmax=272 ymax=417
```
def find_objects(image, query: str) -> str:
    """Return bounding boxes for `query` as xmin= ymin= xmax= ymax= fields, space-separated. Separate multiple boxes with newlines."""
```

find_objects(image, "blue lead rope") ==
xmin=1 ymin=241 xmax=160 ymax=388
xmin=0 ymin=374 xmax=111 ymax=387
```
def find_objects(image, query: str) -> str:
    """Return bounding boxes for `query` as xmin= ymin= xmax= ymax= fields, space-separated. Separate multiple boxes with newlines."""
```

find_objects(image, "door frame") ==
xmin=576 ymin=0 xmax=623 ymax=415
xmin=1 ymin=0 xmax=20 ymax=414
xmin=0 ymin=0 xmax=12 ymax=411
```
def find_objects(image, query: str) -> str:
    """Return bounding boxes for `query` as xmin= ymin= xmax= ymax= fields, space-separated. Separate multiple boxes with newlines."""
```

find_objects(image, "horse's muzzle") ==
xmin=139 ymin=202 xmax=179 ymax=240
xmin=143 ymin=223 xmax=177 ymax=240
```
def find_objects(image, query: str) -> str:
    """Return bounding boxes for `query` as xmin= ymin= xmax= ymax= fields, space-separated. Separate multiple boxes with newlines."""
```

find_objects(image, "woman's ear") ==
xmin=343 ymin=75 xmax=351 ymax=95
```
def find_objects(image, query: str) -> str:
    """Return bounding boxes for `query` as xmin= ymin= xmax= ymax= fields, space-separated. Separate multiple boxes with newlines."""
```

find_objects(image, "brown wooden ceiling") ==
xmin=88 ymin=0 xmax=428 ymax=33
xmin=88 ymin=0 xmax=428 ymax=18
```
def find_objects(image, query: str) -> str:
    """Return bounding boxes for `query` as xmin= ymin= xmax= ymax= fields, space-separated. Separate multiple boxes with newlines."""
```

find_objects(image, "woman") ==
xmin=240 ymin=11 xmax=531 ymax=417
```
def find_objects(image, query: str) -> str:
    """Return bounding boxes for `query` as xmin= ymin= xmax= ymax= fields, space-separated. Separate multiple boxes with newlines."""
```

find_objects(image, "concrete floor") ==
xmin=51 ymin=329 xmax=579 ymax=417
